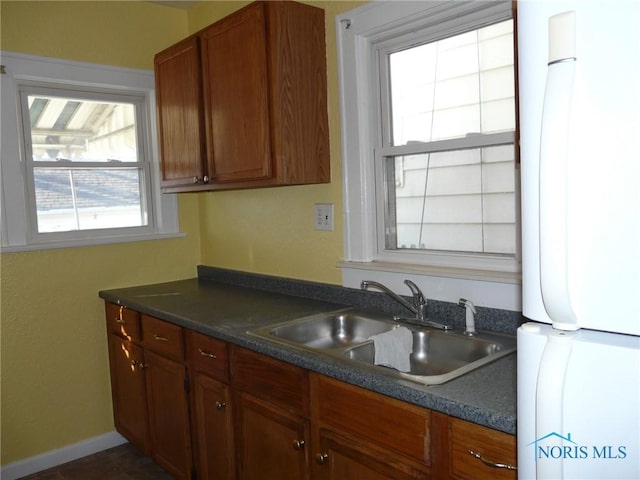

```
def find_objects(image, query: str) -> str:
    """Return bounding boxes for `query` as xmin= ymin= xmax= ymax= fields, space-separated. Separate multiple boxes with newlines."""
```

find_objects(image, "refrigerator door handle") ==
xmin=536 ymin=331 xmax=573 ymax=479
xmin=539 ymin=11 xmax=578 ymax=330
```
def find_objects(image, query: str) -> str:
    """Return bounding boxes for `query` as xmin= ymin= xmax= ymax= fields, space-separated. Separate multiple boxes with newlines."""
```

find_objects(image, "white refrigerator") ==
xmin=517 ymin=1 xmax=640 ymax=479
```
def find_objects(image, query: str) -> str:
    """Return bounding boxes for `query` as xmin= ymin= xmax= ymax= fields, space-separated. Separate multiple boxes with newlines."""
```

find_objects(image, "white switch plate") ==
xmin=314 ymin=203 xmax=334 ymax=231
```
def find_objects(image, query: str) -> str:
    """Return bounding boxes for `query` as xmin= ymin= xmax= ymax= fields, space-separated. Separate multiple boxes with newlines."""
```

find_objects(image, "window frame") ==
xmin=1 ymin=52 xmax=182 ymax=252
xmin=336 ymin=1 xmax=520 ymax=278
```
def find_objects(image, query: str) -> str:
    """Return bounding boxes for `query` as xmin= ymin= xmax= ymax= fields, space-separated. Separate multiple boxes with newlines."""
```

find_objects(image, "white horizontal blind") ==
xmin=377 ymin=17 xmax=516 ymax=257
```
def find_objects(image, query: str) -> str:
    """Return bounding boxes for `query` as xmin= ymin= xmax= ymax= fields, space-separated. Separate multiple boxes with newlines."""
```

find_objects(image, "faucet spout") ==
xmin=360 ymin=280 xmax=417 ymax=316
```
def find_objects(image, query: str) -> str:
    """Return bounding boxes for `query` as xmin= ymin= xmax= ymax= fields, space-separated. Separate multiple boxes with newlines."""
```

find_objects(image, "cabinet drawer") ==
xmin=187 ymin=330 xmax=229 ymax=382
xmin=230 ymin=346 xmax=309 ymax=416
xmin=141 ymin=315 xmax=184 ymax=361
xmin=313 ymin=374 xmax=431 ymax=465
xmin=105 ymin=302 xmax=140 ymax=341
xmin=449 ymin=417 xmax=517 ymax=480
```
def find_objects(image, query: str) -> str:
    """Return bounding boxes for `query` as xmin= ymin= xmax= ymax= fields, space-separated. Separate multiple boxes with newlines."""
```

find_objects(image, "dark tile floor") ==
xmin=18 ymin=443 xmax=174 ymax=480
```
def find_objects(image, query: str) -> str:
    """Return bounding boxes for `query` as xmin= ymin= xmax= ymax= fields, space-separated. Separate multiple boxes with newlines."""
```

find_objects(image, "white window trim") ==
xmin=1 ymin=51 xmax=183 ymax=252
xmin=336 ymin=1 xmax=521 ymax=310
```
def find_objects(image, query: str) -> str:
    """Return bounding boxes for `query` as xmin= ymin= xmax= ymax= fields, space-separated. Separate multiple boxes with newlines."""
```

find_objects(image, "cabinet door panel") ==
xmin=155 ymin=36 xmax=206 ymax=188
xmin=192 ymin=373 xmax=234 ymax=480
xmin=107 ymin=335 xmax=150 ymax=453
xmin=449 ymin=417 xmax=516 ymax=480
xmin=316 ymin=429 xmax=427 ymax=480
xmin=236 ymin=393 xmax=309 ymax=480
xmin=145 ymin=349 xmax=192 ymax=480
xmin=201 ymin=2 xmax=272 ymax=183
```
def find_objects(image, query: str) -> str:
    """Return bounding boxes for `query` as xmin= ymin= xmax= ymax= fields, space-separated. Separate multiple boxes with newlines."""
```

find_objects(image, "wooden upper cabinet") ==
xmin=154 ymin=1 xmax=330 ymax=193
xmin=201 ymin=2 xmax=272 ymax=184
xmin=154 ymin=36 xmax=208 ymax=189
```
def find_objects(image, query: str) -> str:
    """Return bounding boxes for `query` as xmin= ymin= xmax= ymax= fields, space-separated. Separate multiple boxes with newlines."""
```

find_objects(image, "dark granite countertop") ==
xmin=99 ymin=267 xmax=518 ymax=434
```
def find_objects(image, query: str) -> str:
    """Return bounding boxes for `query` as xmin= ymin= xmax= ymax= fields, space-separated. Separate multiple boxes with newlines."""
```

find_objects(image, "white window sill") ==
xmin=1 ymin=232 xmax=186 ymax=253
xmin=338 ymin=261 xmax=521 ymax=285
xmin=339 ymin=261 xmax=522 ymax=311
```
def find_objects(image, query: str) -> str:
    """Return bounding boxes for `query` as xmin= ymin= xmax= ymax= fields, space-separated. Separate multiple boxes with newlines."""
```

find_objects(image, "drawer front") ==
xmin=187 ymin=330 xmax=229 ymax=382
xmin=313 ymin=374 xmax=431 ymax=464
xmin=230 ymin=346 xmax=309 ymax=416
xmin=449 ymin=417 xmax=517 ymax=480
xmin=141 ymin=315 xmax=184 ymax=361
xmin=105 ymin=302 xmax=141 ymax=341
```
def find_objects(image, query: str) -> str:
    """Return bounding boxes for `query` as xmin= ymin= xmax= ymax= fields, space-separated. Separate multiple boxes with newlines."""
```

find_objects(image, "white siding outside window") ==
xmin=336 ymin=1 xmax=521 ymax=310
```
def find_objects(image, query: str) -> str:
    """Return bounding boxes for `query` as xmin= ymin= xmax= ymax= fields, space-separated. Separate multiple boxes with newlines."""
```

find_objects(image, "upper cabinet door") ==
xmin=154 ymin=36 xmax=207 ymax=189
xmin=201 ymin=3 xmax=272 ymax=184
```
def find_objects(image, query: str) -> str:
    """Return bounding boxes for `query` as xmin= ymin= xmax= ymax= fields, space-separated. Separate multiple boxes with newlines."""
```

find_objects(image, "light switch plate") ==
xmin=314 ymin=203 xmax=334 ymax=231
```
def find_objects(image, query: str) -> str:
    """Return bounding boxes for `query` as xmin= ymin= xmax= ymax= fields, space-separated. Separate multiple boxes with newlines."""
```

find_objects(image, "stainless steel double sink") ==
xmin=249 ymin=308 xmax=516 ymax=385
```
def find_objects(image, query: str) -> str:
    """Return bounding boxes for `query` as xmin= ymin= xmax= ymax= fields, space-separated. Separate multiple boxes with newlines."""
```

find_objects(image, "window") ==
xmin=380 ymin=20 xmax=516 ymax=256
xmin=1 ymin=52 xmax=181 ymax=251
xmin=337 ymin=1 xmax=520 ymax=281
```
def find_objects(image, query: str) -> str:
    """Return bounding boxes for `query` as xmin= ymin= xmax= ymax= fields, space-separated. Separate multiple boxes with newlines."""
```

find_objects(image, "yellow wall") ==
xmin=191 ymin=0 xmax=364 ymax=284
xmin=1 ymin=0 xmax=365 ymax=467
xmin=0 ymin=0 xmax=200 ymax=466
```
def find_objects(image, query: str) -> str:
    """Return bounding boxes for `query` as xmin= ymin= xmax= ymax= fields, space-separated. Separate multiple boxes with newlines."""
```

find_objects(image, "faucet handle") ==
xmin=404 ymin=280 xmax=426 ymax=305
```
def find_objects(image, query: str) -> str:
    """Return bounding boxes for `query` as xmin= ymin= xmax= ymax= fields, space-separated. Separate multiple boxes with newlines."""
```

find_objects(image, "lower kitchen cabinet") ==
xmin=107 ymin=334 xmax=150 ymax=454
xmin=104 ymin=302 xmax=517 ymax=480
xmin=235 ymin=393 xmax=310 ymax=480
xmin=104 ymin=304 xmax=192 ymax=480
xmin=444 ymin=415 xmax=517 ymax=480
xmin=231 ymin=346 xmax=311 ymax=480
xmin=192 ymin=372 xmax=234 ymax=480
xmin=316 ymin=429 xmax=425 ymax=480
xmin=312 ymin=374 xmax=430 ymax=479
xmin=144 ymin=349 xmax=192 ymax=479
xmin=188 ymin=330 xmax=234 ymax=480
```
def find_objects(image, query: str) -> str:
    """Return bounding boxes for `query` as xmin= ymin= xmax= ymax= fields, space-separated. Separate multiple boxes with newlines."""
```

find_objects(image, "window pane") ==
xmin=389 ymin=19 xmax=514 ymax=146
xmin=28 ymin=95 xmax=138 ymax=162
xmin=386 ymin=145 xmax=515 ymax=255
xmin=34 ymin=168 xmax=146 ymax=233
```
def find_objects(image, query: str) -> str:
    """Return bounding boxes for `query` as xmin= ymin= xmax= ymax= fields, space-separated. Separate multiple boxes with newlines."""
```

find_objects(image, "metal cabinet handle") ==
xmin=292 ymin=440 xmax=305 ymax=450
xmin=316 ymin=453 xmax=329 ymax=464
xmin=116 ymin=306 xmax=126 ymax=323
xmin=468 ymin=450 xmax=517 ymax=470
xmin=153 ymin=334 xmax=169 ymax=342
xmin=215 ymin=401 xmax=226 ymax=410
xmin=198 ymin=348 xmax=217 ymax=359
xmin=131 ymin=359 xmax=148 ymax=369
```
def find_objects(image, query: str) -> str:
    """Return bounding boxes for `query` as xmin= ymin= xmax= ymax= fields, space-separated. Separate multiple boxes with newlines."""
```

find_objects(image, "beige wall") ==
xmin=0 ymin=0 xmax=365 ymax=466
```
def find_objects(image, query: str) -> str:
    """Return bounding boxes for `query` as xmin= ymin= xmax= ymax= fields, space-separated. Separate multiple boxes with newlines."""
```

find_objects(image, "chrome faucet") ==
xmin=361 ymin=280 xmax=451 ymax=330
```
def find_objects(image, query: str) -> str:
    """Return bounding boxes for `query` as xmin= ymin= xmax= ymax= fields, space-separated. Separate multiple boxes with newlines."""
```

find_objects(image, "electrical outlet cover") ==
xmin=314 ymin=203 xmax=334 ymax=231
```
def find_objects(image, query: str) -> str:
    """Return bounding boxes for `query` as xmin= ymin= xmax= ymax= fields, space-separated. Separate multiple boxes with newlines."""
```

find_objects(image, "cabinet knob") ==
xmin=193 ymin=176 xmax=200 ymax=184
xmin=153 ymin=334 xmax=169 ymax=342
xmin=292 ymin=439 xmax=305 ymax=450
xmin=468 ymin=450 xmax=517 ymax=470
xmin=203 ymin=175 xmax=209 ymax=183
xmin=131 ymin=359 xmax=148 ymax=369
xmin=316 ymin=453 xmax=329 ymax=464
xmin=215 ymin=401 xmax=226 ymax=410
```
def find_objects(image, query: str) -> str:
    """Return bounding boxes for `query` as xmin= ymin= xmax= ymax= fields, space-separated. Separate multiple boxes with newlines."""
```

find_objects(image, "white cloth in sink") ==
xmin=369 ymin=326 xmax=413 ymax=372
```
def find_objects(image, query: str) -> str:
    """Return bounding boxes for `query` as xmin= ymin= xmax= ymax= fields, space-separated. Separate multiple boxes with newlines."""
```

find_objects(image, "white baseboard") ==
xmin=1 ymin=431 xmax=127 ymax=480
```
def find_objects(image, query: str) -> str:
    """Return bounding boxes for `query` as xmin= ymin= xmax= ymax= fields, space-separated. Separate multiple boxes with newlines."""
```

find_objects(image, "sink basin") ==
xmin=248 ymin=308 xmax=515 ymax=385
xmin=252 ymin=310 xmax=398 ymax=349
xmin=344 ymin=328 xmax=515 ymax=384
